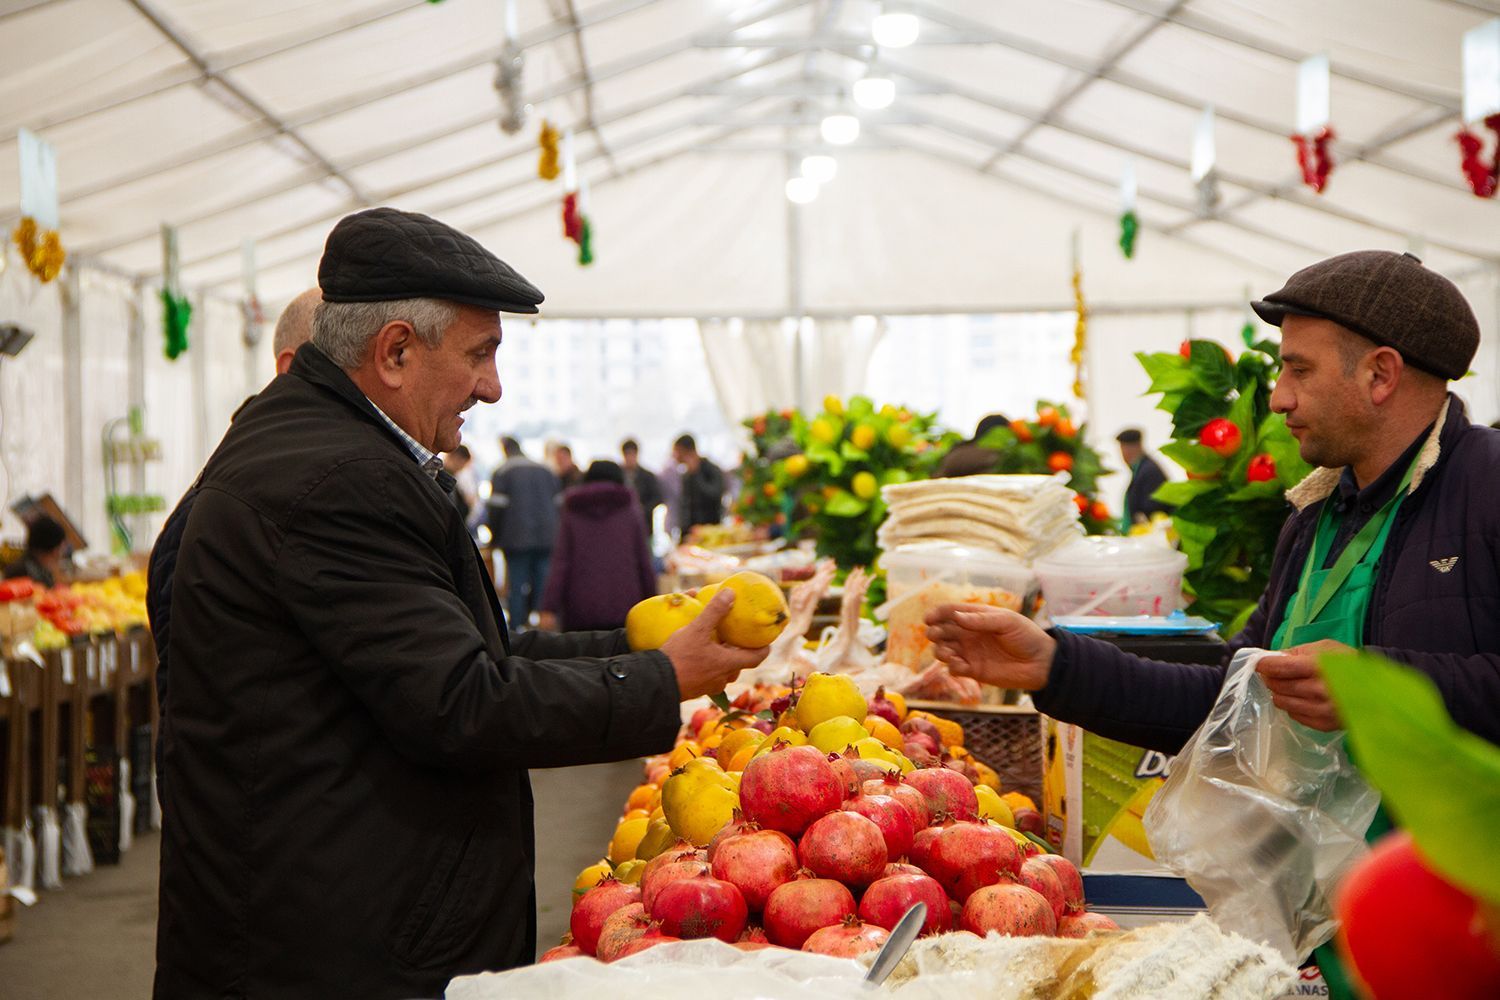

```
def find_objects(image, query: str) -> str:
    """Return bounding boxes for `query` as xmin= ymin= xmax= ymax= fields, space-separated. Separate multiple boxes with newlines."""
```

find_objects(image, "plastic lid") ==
xmin=1034 ymin=535 xmax=1187 ymax=571
xmin=880 ymin=541 xmax=1034 ymax=577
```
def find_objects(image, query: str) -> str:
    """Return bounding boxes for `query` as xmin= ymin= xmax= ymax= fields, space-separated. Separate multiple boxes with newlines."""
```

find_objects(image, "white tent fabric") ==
xmin=4 ymin=0 xmax=1500 ymax=543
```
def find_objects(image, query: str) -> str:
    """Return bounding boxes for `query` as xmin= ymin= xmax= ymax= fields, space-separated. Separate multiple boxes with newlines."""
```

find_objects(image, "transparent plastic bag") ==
xmin=61 ymin=801 xmax=94 ymax=877
xmin=1142 ymin=649 xmax=1381 ymax=965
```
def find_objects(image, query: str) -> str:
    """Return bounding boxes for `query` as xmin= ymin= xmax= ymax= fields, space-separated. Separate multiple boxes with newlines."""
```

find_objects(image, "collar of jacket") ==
xmin=1285 ymin=394 xmax=1460 ymax=511
xmin=289 ymin=342 xmax=457 ymax=494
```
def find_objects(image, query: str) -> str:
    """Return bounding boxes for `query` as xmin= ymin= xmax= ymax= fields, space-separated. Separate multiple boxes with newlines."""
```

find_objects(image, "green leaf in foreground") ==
xmin=1319 ymin=651 xmax=1500 ymax=904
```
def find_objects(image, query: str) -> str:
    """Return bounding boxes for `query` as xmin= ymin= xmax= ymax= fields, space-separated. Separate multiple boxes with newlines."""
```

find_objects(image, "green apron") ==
xmin=1269 ymin=456 xmax=1417 ymax=999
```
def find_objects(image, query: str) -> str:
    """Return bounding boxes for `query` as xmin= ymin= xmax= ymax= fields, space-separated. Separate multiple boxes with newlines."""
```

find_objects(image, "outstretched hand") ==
xmin=661 ymin=590 xmax=770 ymax=700
xmin=1256 ymin=639 xmax=1351 ymax=731
xmin=923 ymin=603 xmax=1057 ymax=691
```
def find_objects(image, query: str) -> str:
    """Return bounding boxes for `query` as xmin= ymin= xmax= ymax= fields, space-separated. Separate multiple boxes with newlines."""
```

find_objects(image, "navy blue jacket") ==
xmin=1035 ymin=396 xmax=1500 ymax=753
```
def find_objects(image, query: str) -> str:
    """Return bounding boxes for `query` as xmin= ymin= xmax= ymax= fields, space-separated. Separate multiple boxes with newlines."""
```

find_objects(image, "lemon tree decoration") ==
xmin=966 ymin=400 xmax=1115 ymax=534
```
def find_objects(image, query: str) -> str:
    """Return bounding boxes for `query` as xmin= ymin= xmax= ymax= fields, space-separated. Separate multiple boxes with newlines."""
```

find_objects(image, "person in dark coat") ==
xmin=1115 ymin=428 xmax=1173 ymax=528
xmin=539 ymin=461 xmax=657 ymax=632
xmin=487 ymin=436 xmax=560 ymax=629
xmin=672 ymin=433 xmax=725 ymax=535
xmin=621 ymin=437 xmax=664 ymax=538
xmin=925 ymin=251 xmax=1500 ymax=753
xmin=3 ymin=515 xmax=68 ymax=587
xmin=935 ymin=413 xmax=1009 ymax=478
xmin=149 ymin=207 xmax=766 ymax=1000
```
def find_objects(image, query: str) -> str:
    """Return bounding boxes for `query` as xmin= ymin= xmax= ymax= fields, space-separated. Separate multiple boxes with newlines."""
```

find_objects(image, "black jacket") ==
xmin=678 ymin=458 xmax=725 ymax=533
xmin=1123 ymin=453 xmax=1172 ymax=524
xmin=1035 ymin=397 xmax=1500 ymax=753
xmin=152 ymin=345 xmax=681 ymax=999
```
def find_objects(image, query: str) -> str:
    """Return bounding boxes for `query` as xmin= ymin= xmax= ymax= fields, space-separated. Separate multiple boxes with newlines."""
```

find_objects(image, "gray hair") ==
xmin=311 ymin=298 xmax=459 ymax=369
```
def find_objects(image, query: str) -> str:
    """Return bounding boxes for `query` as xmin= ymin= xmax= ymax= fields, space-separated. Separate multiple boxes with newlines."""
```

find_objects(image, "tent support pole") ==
xmin=61 ymin=269 xmax=86 ymax=535
xmin=786 ymin=151 xmax=806 ymax=412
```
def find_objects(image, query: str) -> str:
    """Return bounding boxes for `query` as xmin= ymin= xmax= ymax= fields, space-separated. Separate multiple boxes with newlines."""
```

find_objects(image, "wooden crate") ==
xmin=905 ymin=700 xmax=1044 ymax=807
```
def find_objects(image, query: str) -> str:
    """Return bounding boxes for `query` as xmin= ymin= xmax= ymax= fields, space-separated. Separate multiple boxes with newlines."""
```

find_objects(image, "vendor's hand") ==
xmin=1256 ymin=640 xmax=1352 ymax=731
xmin=661 ymin=590 xmax=769 ymax=700
xmin=923 ymin=604 xmax=1056 ymax=691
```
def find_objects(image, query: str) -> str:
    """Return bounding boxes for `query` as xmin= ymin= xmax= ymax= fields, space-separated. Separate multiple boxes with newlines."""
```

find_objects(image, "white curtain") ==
xmin=798 ymin=316 xmax=887 ymax=410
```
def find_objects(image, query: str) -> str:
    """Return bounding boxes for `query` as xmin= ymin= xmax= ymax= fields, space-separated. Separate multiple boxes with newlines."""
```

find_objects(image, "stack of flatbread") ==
xmin=878 ymin=473 xmax=1083 ymax=563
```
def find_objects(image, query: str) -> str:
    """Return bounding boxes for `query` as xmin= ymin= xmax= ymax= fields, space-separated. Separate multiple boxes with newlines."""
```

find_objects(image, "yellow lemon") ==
xmin=633 ymin=818 xmax=678 ymax=861
xmin=785 ymin=454 xmax=809 ymax=477
xmin=609 ymin=817 xmax=650 ymax=864
xmin=862 ymin=715 xmax=905 ymax=751
xmin=851 ymin=425 xmax=877 ymax=450
xmin=714 ymin=572 xmax=791 ymax=648
xmin=807 ymin=715 xmax=869 ymax=755
xmin=752 ymin=726 xmax=808 ymax=756
xmin=810 ymin=417 xmax=838 ymax=444
xmin=975 ymin=785 xmax=1016 ymax=828
xmin=573 ymin=859 xmax=612 ymax=899
xmin=879 ymin=404 xmax=898 ymax=419
xmin=626 ymin=593 xmax=706 ymax=650
xmin=852 ymin=472 xmax=879 ymax=500
xmin=886 ymin=425 xmax=911 ymax=449
xmin=614 ymin=859 xmax=646 ymax=884
xmin=824 ymin=394 xmax=845 ymax=415
xmin=696 ymin=582 xmax=722 ymax=606
xmin=796 ymin=673 xmax=868 ymax=731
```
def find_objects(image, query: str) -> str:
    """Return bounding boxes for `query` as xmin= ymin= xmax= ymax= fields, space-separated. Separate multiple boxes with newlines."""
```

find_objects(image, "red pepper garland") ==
xmin=562 ymin=191 xmax=583 ymax=242
xmin=1455 ymin=113 xmax=1500 ymax=198
xmin=1290 ymin=126 xmax=1335 ymax=193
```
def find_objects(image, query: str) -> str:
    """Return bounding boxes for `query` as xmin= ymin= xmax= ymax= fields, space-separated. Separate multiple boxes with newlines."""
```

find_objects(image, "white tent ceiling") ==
xmin=6 ymin=0 xmax=1500 ymax=314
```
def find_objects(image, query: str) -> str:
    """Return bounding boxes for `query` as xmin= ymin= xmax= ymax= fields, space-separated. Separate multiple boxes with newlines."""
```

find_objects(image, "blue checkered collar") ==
xmin=363 ymin=396 xmax=443 ymax=480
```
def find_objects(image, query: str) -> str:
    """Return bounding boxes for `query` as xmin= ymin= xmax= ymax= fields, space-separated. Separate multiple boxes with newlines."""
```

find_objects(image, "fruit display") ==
xmin=625 ymin=571 xmax=789 ymax=653
xmin=557 ymin=671 xmax=1119 ymax=964
xmin=29 ymin=572 xmax=149 ymax=648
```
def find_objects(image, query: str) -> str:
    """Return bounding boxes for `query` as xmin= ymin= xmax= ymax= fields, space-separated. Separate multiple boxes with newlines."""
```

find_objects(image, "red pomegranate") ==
xmin=798 ymin=811 xmax=888 ymax=887
xmin=1335 ymin=830 xmax=1500 ymax=1000
xmin=899 ymin=716 xmax=943 ymax=746
xmin=651 ymin=873 xmax=749 ymax=943
xmin=612 ymin=932 xmax=682 ymax=959
xmin=641 ymin=856 xmax=711 ymax=916
xmin=740 ymin=744 xmax=843 ymax=835
xmin=904 ymin=767 xmax=979 ymax=821
xmin=640 ymin=843 xmax=702 ymax=891
xmin=706 ymin=814 xmax=752 ymax=862
xmin=595 ymin=903 xmax=651 ymax=962
xmin=763 ymin=876 xmax=857 ymax=949
xmin=923 ymin=822 xmax=1022 ymax=901
xmin=828 ymin=754 xmax=862 ymax=799
xmin=1019 ymin=857 xmax=1067 ymax=922
xmin=841 ymin=794 xmax=915 ymax=860
xmin=847 ymin=755 xmax=894 ymax=786
xmin=538 ymin=943 xmax=585 ymax=962
xmin=908 ymin=822 xmax=947 ymax=874
xmin=883 ymin=861 xmax=926 ymax=878
xmin=711 ymin=828 xmax=800 ymax=911
xmin=903 ymin=732 xmax=941 ymax=759
xmin=858 ymin=873 xmax=952 ymax=937
xmin=868 ymin=690 xmax=902 ymax=728
xmin=570 ymin=878 xmax=642 ymax=956
xmin=802 ymin=916 xmax=890 ymax=957
xmin=737 ymin=924 xmax=771 ymax=944
xmin=1058 ymin=912 xmax=1121 ymax=938
xmin=960 ymin=883 xmax=1057 ymax=937
xmin=865 ymin=775 xmax=931 ymax=831
xmin=1028 ymin=854 xmax=1085 ymax=914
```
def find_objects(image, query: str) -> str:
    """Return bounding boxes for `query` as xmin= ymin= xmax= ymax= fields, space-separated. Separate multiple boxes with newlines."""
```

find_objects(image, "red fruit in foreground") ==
xmin=909 ymin=823 xmax=946 ymax=874
xmin=1012 ymin=808 xmax=1046 ymax=838
xmin=883 ymin=861 xmax=926 ymax=878
xmin=961 ymin=883 xmax=1057 ymax=937
xmin=842 ymin=794 xmax=915 ymax=861
xmin=847 ymin=755 xmax=893 ymax=785
xmin=707 ymin=816 xmax=751 ymax=862
xmin=802 ymin=917 xmax=890 ymax=958
xmin=1019 ymin=857 xmax=1067 ymax=922
xmin=652 ymin=874 xmax=748 ymax=943
xmin=1058 ymin=912 xmax=1121 ymax=938
xmin=596 ymin=903 xmax=652 ymax=962
xmin=1246 ymin=453 xmax=1277 ymax=483
xmin=925 ymin=822 xmax=1022 ymax=902
xmin=902 ymin=732 xmax=941 ymax=759
xmin=1028 ymin=854 xmax=1085 ymax=915
xmin=799 ymin=811 xmax=888 ymax=887
xmin=1335 ymin=831 xmax=1500 ymax=1000
xmin=570 ymin=879 xmax=642 ymax=956
xmin=738 ymin=924 xmax=770 ymax=944
xmin=764 ymin=877 xmax=857 ymax=949
xmin=712 ymin=828 xmax=800 ymax=911
xmin=538 ymin=944 xmax=586 ymax=962
xmin=1199 ymin=417 xmax=1241 ymax=458
xmin=740 ymin=744 xmax=843 ymax=835
xmin=613 ymin=932 xmax=682 ymax=959
xmin=640 ymin=842 xmax=700 ymax=891
xmin=905 ymin=767 xmax=979 ymax=822
xmin=865 ymin=773 xmax=931 ymax=830
xmin=899 ymin=717 xmax=943 ymax=746
xmin=859 ymin=873 xmax=952 ymax=937
xmin=642 ymin=857 xmax=710 ymax=916
xmin=828 ymin=754 xmax=862 ymax=799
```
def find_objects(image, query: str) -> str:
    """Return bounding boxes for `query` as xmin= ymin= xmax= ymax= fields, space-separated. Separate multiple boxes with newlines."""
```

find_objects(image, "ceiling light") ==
xmin=801 ymin=154 xmax=838 ymax=184
xmin=853 ymin=76 xmax=895 ymax=110
xmin=821 ymin=113 xmax=861 ymax=145
xmin=785 ymin=176 xmax=819 ymax=204
xmin=872 ymin=11 xmax=919 ymax=48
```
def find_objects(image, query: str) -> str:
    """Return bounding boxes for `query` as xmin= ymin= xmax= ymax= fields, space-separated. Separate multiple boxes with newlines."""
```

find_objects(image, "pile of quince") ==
xmin=576 ymin=671 xmax=1044 ymax=899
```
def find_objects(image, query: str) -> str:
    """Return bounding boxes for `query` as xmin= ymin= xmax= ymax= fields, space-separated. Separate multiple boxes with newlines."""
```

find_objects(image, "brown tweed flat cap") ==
xmin=1251 ymin=250 xmax=1479 ymax=380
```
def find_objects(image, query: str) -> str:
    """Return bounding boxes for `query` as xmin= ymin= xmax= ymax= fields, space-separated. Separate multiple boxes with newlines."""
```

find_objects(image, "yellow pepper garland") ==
xmin=11 ymin=216 xmax=67 ymax=283
xmin=1070 ymin=266 xmax=1088 ymax=400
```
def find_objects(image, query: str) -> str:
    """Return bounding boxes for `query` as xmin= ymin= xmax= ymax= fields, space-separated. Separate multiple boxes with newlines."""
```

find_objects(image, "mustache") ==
xmin=460 ymin=397 xmax=480 ymax=412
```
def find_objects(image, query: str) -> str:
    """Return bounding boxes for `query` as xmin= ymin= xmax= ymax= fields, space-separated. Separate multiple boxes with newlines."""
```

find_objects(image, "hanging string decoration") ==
xmin=578 ymin=216 xmax=594 ymax=266
xmin=1118 ymin=210 xmax=1138 ymax=259
xmin=537 ymin=120 xmax=560 ymax=181
xmin=1455 ymin=114 xmax=1500 ymax=198
xmin=1241 ymin=318 xmax=1257 ymax=348
xmin=561 ymin=192 xmax=583 ymax=243
xmin=1290 ymin=126 xmax=1336 ymax=193
xmin=11 ymin=216 xmax=66 ymax=283
xmin=161 ymin=225 xmax=191 ymax=360
xmin=1071 ymin=265 xmax=1088 ymax=401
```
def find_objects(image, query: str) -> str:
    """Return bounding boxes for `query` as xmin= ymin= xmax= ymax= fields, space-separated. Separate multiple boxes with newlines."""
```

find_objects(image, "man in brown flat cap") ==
xmin=151 ymin=208 xmax=768 ymax=1000
xmin=924 ymin=251 xmax=1499 ymax=993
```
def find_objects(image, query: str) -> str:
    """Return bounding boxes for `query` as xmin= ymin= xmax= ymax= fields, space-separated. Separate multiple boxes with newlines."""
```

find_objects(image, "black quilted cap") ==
xmin=1251 ymin=250 xmax=1477 ymax=380
xmin=318 ymin=207 xmax=544 ymax=314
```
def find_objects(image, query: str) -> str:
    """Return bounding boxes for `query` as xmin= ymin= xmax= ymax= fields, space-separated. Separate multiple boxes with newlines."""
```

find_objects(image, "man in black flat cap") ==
xmin=923 ymin=251 xmax=1500 ymax=995
xmin=151 ymin=208 xmax=768 ymax=1000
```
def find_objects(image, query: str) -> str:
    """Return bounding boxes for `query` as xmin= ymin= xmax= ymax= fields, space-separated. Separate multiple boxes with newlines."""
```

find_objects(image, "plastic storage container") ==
xmin=1034 ymin=536 xmax=1188 ymax=617
xmin=877 ymin=543 xmax=1036 ymax=669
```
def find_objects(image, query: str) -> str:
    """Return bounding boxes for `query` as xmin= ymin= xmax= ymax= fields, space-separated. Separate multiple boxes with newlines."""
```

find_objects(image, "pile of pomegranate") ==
xmin=555 ymin=742 xmax=1118 ymax=963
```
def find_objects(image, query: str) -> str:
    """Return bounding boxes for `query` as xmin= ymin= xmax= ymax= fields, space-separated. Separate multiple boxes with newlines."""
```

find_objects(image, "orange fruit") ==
xmin=621 ymin=808 xmax=650 ymax=822
xmin=668 ymin=741 xmax=702 ymax=770
xmin=716 ymin=728 xmax=765 ymax=764
xmin=726 ymin=743 xmax=759 ymax=772
xmin=1002 ymin=791 xmax=1038 ymax=814
xmin=625 ymin=783 xmax=660 ymax=813
xmin=862 ymin=715 xmax=905 ymax=751
xmin=1037 ymin=406 xmax=1059 ymax=427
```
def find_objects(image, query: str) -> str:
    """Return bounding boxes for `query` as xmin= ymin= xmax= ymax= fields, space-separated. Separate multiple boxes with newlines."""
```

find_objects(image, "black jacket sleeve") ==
xmin=276 ymin=460 xmax=680 ymax=771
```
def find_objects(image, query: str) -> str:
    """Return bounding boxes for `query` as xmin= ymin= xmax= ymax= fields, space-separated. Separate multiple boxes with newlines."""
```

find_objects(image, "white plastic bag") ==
xmin=61 ymin=801 xmax=94 ymax=877
xmin=119 ymin=758 xmax=136 ymax=853
xmin=1142 ymin=649 xmax=1380 ymax=964
xmin=35 ymin=804 xmax=63 ymax=888
xmin=3 ymin=821 xmax=38 ymax=904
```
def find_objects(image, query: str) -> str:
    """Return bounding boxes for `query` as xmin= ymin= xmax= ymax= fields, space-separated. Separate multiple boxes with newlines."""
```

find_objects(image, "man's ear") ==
xmin=1367 ymin=346 xmax=1405 ymax=406
xmin=370 ymin=320 xmax=415 ymax=389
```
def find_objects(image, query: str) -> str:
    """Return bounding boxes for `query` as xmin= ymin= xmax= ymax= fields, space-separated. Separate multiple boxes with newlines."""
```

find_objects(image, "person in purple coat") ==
xmin=539 ymin=460 xmax=659 ymax=631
